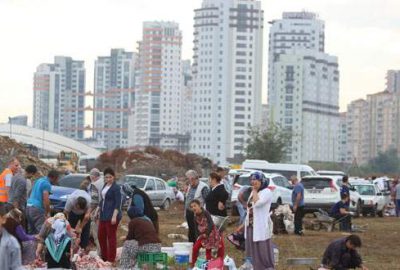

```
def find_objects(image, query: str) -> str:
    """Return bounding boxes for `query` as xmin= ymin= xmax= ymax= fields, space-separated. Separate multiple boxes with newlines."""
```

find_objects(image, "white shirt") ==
xmin=102 ymin=185 xmax=111 ymax=200
xmin=175 ymin=190 xmax=184 ymax=202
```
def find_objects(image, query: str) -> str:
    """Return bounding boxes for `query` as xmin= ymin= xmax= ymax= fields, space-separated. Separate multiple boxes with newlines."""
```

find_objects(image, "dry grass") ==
xmin=117 ymin=203 xmax=399 ymax=269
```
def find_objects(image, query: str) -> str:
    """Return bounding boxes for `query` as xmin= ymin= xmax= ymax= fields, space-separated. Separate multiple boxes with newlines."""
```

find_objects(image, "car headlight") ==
xmin=60 ymin=195 xmax=69 ymax=200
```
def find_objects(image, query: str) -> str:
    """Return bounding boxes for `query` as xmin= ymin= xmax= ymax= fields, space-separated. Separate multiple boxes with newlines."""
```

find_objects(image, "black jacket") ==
xmin=205 ymin=184 xmax=229 ymax=217
xmin=322 ymin=237 xmax=362 ymax=269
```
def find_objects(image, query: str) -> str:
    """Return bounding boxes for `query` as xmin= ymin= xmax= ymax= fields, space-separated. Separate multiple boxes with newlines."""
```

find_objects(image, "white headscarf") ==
xmin=52 ymin=219 xmax=67 ymax=244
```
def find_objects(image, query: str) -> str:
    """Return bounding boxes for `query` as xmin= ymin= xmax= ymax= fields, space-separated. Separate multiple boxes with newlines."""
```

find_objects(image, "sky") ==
xmin=0 ymin=0 xmax=399 ymax=124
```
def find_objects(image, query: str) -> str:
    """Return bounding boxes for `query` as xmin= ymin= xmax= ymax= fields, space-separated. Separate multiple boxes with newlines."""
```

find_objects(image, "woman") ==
xmin=119 ymin=206 xmax=161 ymax=269
xmin=122 ymin=183 xmax=159 ymax=233
xmin=245 ymin=171 xmax=275 ymax=270
xmin=98 ymin=167 xmax=122 ymax=263
xmin=44 ymin=219 xmax=72 ymax=269
xmin=205 ymin=172 xmax=229 ymax=217
xmin=3 ymin=207 xmax=37 ymax=265
xmin=190 ymin=199 xmax=224 ymax=267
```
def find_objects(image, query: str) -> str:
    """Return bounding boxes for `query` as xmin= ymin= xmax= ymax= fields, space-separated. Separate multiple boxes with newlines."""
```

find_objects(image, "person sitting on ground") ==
xmin=0 ymin=202 xmax=23 ymax=270
xmin=321 ymin=234 xmax=368 ymax=270
xmin=3 ymin=206 xmax=37 ymax=265
xmin=190 ymin=199 xmax=224 ymax=267
xmin=122 ymin=183 xmax=159 ymax=233
xmin=44 ymin=219 xmax=72 ymax=269
xmin=330 ymin=193 xmax=354 ymax=232
xmin=119 ymin=206 xmax=161 ymax=269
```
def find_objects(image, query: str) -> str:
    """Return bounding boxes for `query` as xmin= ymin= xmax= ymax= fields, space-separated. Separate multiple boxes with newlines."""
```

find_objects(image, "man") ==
xmin=0 ymin=157 xmax=20 ymax=202
xmin=64 ymin=189 xmax=91 ymax=250
xmin=322 ymin=235 xmax=368 ymax=270
xmin=395 ymin=178 xmax=400 ymax=218
xmin=26 ymin=170 xmax=59 ymax=234
xmin=291 ymin=175 xmax=305 ymax=236
xmin=331 ymin=193 xmax=354 ymax=231
xmin=0 ymin=202 xmax=23 ymax=270
xmin=185 ymin=170 xmax=209 ymax=243
xmin=8 ymin=165 xmax=37 ymax=211
xmin=173 ymin=187 xmax=184 ymax=202
xmin=236 ymin=185 xmax=252 ymax=225
xmin=341 ymin=175 xmax=351 ymax=207
xmin=87 ymin=168 xmax=104 ymax=254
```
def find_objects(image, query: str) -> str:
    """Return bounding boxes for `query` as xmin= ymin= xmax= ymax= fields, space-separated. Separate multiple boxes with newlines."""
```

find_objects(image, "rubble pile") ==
xmin=0 ymin=136 xmax=51 ymax=174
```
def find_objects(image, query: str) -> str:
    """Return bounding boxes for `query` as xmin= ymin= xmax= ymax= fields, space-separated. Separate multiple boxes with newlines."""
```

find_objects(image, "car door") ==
xmin=144 ymin=178 xmax=157 ymax=206
xmin=279 ymin=176 xmax=293 ymax=204
xmin=155 ymin=178 xmax=167 ymax=205
xmin=374 ymin=185 xmax=386 ymax=211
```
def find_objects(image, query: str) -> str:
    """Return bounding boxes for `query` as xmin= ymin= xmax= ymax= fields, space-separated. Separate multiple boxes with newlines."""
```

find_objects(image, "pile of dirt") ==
xmin=0 ymin=136 xmax=51 ymax=174
xmin=95 ymin=146 xmax=213 ymax=179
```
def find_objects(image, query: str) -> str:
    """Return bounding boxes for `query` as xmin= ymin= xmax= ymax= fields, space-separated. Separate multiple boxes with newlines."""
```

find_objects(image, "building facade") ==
xmin=386 ymin=70 xmax=400 ymax=94
xmin=131 ymin=21 xmax=189 ymax=151
xmin=33 ymin=56 xmax=85 ymax=139
xmin=268 ymin=12 xmax=340 ymax=163
xmin=93 ymin=49 xmax=136 ymax=150
xmin=190 ymin=0 xmax=264 ymax=164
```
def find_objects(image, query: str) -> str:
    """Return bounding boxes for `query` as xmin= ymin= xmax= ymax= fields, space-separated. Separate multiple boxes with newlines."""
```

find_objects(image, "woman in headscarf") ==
xmin=44 ymin=219 xmax=72 ymax=269
xmin=119 ymin=206 xmax=161 ymax=269
xmin=244 ymin=171 xmax=275 ymax=270
xmin=3 ymin=207 xmax=37 ymax=265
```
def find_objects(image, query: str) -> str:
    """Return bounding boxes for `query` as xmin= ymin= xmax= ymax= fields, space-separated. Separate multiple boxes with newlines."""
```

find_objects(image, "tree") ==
xmin=245 ymin=124 xmax=292 ymax=162
xmin=363 ymin=148 xmax=400 ymax=175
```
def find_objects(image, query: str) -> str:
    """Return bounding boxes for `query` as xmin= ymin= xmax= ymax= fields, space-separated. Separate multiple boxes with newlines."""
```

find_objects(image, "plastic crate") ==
xmin=137 ymin=252 xmax=168 ymax=269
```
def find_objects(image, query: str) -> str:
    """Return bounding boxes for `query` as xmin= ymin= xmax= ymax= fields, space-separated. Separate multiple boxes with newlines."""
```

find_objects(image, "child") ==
xmin=190 ymin=199 xmax=224 ymax=267
xmin=0 ymin=202 xmax=23 ymax=269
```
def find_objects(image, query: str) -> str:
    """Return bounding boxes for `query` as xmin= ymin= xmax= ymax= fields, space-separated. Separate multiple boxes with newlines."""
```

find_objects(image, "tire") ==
xmin=161 ymin=199 xmax=170 ymax=210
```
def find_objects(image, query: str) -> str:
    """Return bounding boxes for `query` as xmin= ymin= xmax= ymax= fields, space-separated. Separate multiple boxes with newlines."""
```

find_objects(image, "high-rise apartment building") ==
xmin=131 ymin=21 xmax=189 ymax=152
xmin=181 ymin=60 xmax=193 ymax=135
xmin=268 ymin=12 xmax=340 ymax=163
xmin=93 ymin=49 xmax=137 ymax=150
xmin=191 ymin=0 xmax=264 ymax=164
xmin=386 ymin=70 xmax=400 ymax=94
xmin=33 ymin=56 xmax=85 ymax=139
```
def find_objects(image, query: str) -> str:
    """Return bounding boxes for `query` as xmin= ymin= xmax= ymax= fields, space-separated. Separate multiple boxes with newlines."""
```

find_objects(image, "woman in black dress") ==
xmin=205 ymin=172 xmax=229 ymax=217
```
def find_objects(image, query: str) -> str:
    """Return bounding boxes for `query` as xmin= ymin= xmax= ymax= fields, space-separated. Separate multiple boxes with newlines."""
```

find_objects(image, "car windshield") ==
xmin=301 ymin=178 xmax=331 ymax=189
xmin=58 ymin=175 xmax=87 ymax=189
xmin=354 ymin=185 xmax=375 ymax=196
xmin=124 ymin=176 xmax=147 ymax=188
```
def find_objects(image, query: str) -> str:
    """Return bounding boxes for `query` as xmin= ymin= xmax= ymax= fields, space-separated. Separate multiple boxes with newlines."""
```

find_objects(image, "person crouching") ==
xmin=119 ymin=206 xmax=161 ymax=269
xmin=44 ymin=219 xmax=72 ymax=269
xmin=330 ymin=193 xmax=354 ymax=232
xmin=190 ymin=199 xmax=224 ymax=267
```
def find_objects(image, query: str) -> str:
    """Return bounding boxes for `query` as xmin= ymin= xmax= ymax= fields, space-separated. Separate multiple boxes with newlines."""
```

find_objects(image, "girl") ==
xmin=190 ymin=199 xmax=224 ymax=267
xmin=98 ymin=167 xmax=122 ymax=263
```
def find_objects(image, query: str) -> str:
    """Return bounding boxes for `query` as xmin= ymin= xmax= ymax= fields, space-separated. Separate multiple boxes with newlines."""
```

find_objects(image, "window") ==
xmin=156 ymin=180 xmax=165 ymax=190
xmin=146 ymin=179 xmax=155 ymax=191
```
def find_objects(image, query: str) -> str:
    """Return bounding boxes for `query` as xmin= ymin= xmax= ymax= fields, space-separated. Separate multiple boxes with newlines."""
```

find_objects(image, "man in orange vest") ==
xmin=0 ymin=157 xmax=20 ymax=202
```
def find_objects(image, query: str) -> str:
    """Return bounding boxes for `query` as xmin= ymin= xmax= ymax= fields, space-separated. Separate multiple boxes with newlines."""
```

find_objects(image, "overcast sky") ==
xmin=0 ymin=0 xmax=399 ymax=124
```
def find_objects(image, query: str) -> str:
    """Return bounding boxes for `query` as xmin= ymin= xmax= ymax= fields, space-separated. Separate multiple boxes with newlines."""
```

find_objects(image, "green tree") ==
xmin=245 ymin=124 xmax=292 ymax=162
xmin=364 ymin=148 xmax=400 ymax=175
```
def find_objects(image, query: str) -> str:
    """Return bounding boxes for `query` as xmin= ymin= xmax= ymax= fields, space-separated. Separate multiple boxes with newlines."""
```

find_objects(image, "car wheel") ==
xmin=161 ymin=199 xmax=170 ymax=210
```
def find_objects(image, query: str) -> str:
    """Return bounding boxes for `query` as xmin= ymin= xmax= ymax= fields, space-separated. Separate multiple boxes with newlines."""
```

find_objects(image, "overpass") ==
xmin=0 ymin=124 xmax=101 ymax=157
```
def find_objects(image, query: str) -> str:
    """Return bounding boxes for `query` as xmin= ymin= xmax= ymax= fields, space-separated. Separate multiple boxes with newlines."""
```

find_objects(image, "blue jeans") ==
xmin=235 ymin=201 xmax=247 ymax=225
xmin=396 ymin=199 xmax=400 ymax=217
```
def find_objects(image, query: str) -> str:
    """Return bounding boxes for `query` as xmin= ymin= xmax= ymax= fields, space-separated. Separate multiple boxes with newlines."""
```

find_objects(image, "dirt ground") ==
xmin=118 ymin=202 xmax=399 ymax=269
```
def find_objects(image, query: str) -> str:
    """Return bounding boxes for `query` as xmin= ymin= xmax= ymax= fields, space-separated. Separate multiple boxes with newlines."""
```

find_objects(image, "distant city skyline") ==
xmin=1 ymin=0 xmax=399 ymax=123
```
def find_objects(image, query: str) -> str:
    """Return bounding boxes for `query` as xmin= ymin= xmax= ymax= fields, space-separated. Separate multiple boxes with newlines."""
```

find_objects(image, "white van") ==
xmin=241 ymin=159 xmax=317 ymax=180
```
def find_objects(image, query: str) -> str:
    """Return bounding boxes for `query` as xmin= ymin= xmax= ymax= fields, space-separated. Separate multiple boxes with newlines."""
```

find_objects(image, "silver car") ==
xmin=120 ymin=174 xmax=175 ymax=210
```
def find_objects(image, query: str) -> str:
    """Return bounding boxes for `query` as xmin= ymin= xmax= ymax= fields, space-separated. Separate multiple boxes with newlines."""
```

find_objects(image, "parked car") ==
xmin=232 ymin=172 xmax=293 ymax=208
xmin=50 ymin=173 xmax=89 ymax=212
xmin=302 ymin=176 xmax=362 ymax=215
xmin=350 ymin=179 xmax=387 ymax=217
xmin=119 ymin=175 xmax=174 ymax=210
xmin=316 ymin=170 xmax=346 ymax=177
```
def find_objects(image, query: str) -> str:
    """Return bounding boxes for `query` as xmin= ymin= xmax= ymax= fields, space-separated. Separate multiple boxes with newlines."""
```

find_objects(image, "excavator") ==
xmin=57 ymin=151 xmax=79 ymax=172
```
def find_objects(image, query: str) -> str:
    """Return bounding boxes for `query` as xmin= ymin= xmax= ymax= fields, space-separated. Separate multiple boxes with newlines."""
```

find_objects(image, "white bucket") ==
xmin=174 ymin=250 xmax=190 ymax=264
xmin=161 ymin=247 xmax=175 ymax=258
xmin=173 ymin=242 xmax=193 ymax=262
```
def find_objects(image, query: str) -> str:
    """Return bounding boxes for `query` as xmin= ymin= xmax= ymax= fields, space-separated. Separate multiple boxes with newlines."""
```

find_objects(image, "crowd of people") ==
xmin=0 ymin=156 xmax=379 ymax=269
